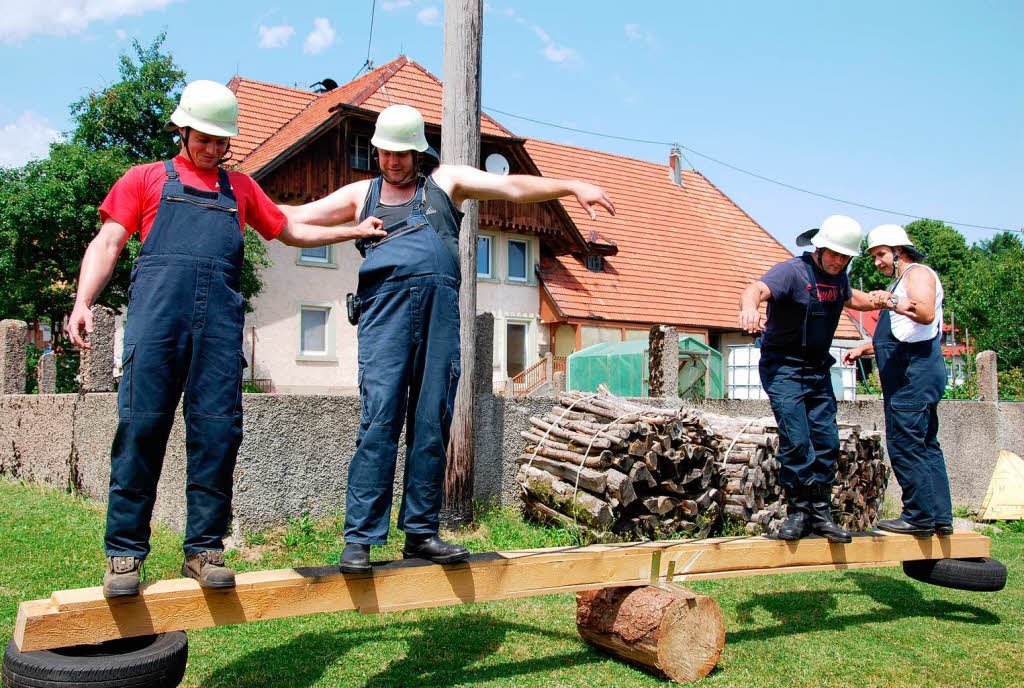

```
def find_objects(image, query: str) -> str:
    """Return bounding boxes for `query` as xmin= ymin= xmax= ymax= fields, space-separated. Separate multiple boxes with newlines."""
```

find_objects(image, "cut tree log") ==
xmin=576 ymin=585 xmax=725 ymax=683
xmin=517 ymin=466 xmax=613 ymax=529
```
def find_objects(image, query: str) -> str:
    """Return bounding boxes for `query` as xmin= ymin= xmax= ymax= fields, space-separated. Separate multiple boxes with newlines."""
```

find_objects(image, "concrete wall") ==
xmin=3 ymin=391 xmax=1019 ymax=542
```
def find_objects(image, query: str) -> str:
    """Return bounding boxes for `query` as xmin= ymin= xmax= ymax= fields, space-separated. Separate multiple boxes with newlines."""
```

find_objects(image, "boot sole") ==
xmin=102 ymin=587 xmax=139 ymax=599
xmin=181 ymin=565 xmax=236 ymax=589
xmin=402 ymin=550 xmax=470 ymax=564
xmin=876 ymin=526 xmax=934 ymax=537
xmin=339 ymin=564 xmax=372 ymax=574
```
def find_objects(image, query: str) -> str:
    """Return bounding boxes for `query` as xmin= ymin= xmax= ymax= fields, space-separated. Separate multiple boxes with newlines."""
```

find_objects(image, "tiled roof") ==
xmin=228 ymin=77 xmax=316 ymax=164
xmin=233 ymin=56 xmax=513 ymax=176
xmin=527 ymin=138 xmax=863 ymax=337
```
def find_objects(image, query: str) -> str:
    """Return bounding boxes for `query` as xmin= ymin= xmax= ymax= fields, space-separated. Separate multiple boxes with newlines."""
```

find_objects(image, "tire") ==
xmin=902 ymin=557 xmax=1007 ymax=592
xmin=2 ymin=632 xmax=187 ymax=688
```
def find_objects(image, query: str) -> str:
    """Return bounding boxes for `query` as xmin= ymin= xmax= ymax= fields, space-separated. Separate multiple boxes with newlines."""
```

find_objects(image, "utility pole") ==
xmin=440 ymin=0 xmax=482 ymax=527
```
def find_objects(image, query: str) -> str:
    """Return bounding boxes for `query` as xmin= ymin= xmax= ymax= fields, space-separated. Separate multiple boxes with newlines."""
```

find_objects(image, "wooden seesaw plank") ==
xmin=14 ymin=531 xmax=988 ymax=652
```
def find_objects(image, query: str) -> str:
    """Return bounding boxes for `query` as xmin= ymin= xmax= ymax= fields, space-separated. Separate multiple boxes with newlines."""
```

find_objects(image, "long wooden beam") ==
xmin=14 ymin=531 xmax=988 ymax=651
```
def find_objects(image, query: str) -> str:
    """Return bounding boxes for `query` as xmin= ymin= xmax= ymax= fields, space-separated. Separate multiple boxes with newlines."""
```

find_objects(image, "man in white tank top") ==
xmin=844 ymin=224 xmax=953 ymax=536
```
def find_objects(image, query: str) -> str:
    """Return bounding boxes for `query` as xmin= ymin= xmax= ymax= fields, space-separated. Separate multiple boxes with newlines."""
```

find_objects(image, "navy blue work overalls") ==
xmin=345 ymin=175 xmax=462 ymax=545
xmin=105 ymin=160 xmax=246 ymax=559
xmin=874 ymin=280 xmax=952 ymax=527
xmin=758 ymin=260 xmax=841 ymax=488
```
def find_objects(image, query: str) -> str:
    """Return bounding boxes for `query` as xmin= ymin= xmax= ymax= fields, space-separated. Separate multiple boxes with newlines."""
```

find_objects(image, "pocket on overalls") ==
xmin=118 ymin=344 xmax=136 ymax=419
xmin=442 ymin=360 xmax=462 ymax=426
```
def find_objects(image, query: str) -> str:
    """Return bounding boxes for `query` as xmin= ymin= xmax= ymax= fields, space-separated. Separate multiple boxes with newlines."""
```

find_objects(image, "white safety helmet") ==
xmin=867 ymin=224 xmax=926 ymax=260
xmin=371 ymin=104 xmax=430 ymax=153
xmin=796 ymin=215 xmax=863 ymax=257
xmin=165 ymin=80 xmax=239 ymax=137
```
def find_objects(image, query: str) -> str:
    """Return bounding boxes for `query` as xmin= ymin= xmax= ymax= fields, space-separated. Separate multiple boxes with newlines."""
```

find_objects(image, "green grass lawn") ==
xmin=1 ymin=477 xmax=1021 ymax=687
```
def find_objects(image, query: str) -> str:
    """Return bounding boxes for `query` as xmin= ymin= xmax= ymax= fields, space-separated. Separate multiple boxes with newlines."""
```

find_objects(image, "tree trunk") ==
xmin=576 ymin=585 xmax=724 ymax=683
xmin=440 ymin=0 xmax=483 ymax=528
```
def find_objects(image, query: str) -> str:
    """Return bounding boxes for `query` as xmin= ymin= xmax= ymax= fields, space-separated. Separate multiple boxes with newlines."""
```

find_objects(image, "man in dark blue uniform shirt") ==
xmin=738 ymin=215 xmax=879 ymax=542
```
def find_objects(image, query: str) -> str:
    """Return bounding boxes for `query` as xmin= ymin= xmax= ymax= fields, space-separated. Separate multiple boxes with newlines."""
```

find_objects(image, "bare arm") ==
xmin=843 ymin=341 xmax=875 ymax=365
xmin=738 ymin=280 xmax=772 ymax=333
xmin=432 ymin=165 xmax=615 ymax=219
xmin=277 ymin=179 xmax=371 ymax=227
xmin=67 ymin=221 xmax=131 ymax=349
xmin=895 ymin=267 xmax=937 ymax=324
xmin=845 ymin=288 xmax=877 ymax=311
xmin=276 ymin=216 xmax=385 ymax=248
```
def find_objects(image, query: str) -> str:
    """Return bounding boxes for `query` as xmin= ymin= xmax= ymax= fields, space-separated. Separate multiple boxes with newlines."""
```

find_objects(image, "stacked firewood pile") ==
xmin=516 ymin=388 xmax=888 ymax=539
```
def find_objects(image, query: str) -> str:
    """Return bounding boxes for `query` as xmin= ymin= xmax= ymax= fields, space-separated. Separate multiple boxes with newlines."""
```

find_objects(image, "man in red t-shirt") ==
xmin=67 ymin=80 xmax=384 ymax=598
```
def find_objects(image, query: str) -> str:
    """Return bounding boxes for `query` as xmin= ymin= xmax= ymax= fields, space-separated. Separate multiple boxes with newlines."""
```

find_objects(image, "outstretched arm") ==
xmin=433 ymin=165 xmax=615 ymax=219
xmin=845 ymin=288 xmax=878 ymax=311
xmin=738 ymin=281 xmax=772 ymax=333
xmin=276 ymin=216 xmax=385 ymax=248
xmin=68 ymin=221 xmax=131 ymax=349
xmin=277 ymin=179 xmax=371 ymax=227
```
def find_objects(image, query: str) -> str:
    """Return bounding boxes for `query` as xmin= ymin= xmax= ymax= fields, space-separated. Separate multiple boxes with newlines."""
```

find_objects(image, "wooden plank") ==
xmin=14 ymin=531 xmax=988 ymax=652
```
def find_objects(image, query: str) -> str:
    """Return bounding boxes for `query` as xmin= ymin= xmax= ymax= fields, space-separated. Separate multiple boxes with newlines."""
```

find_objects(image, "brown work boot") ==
xmin=182 ymin=550 xmax=236 ymax=589
xmin=103 ymin=555 xmax=142 ymax=598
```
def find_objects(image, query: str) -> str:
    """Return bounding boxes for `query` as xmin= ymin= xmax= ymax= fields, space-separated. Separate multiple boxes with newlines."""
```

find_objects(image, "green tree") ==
xmin=70 ymin=34 xmax=184 ymax=162
xmin=955 ymin=244 xmax=1024 ymax=369
xmin=0 ymin=33 xmax=271 ymax=333
xmin=974 ymin=231 xmax=1023 ymax=257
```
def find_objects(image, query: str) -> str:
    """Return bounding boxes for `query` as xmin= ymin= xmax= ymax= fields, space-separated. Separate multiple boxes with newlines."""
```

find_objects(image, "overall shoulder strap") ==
xmin=163 ymin=160 xmax=179 ymax=179
xmin=802 ymin=258 xmax=820 ymax=303
xmin=217 ymin=168 xmax=234 ymax=195
xmin=360 ymin=177 xmax=383 ymax=221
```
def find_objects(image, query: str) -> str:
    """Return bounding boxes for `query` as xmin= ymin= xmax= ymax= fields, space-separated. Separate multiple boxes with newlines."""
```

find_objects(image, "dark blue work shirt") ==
xmin=759 ymin=252 xmax=851 ymax=356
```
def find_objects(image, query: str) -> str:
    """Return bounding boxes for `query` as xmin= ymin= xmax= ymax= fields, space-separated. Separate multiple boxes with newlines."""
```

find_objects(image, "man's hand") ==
xmin=868 ymin=290 xmax=894 ymax=310
xmin=68 ymin=302 xmax=94 ymax=350
xmin=738 ymin=308 xmax=764 ymax=333
xmin=343 ymin=216 xmax=386 ymax=241
xmin=572 ymin=181 xmax=616 ymax=220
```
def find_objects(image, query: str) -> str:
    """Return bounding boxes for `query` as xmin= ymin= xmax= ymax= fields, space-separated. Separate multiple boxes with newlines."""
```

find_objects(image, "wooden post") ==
xmin=440 ymin=0 xmax=483 ymax=527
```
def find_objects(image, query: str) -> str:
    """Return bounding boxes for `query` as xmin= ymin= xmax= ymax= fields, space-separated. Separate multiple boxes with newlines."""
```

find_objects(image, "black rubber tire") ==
xmin=902 ymin=557 xmax=1007 ymax=592
xmin=2 ymin=632 xmax=187 ymax=688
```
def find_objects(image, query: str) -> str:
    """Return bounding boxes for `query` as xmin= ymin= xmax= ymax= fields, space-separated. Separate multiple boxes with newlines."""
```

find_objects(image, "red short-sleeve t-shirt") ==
xmin=98 ymin=154 xmax=286 ymax=244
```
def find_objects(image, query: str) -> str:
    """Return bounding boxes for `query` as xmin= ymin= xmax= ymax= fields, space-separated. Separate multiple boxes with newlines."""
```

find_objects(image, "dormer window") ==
xmin=586 ymin=254 xmax=604 ymax=272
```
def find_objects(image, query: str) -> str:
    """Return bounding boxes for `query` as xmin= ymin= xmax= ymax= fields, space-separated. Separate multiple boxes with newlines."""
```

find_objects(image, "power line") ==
xmin=350 ymin=0 xmax=378 ymax=82
xmin=482 ymin=105 xmax=1016 ymax=234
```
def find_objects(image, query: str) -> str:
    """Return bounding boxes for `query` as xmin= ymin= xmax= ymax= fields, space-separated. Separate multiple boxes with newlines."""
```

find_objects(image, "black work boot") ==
xmin=809 ymin=484 xmax=852 ymax=543
xmin=339 ymin=543 xmax=371 ymax=574
xmin=402 ymin=534 xmax=470 ymax=564
xmin=103 ymin=555 xmax=142 ymax=598
xmin=877 ymin=518 xmax=934 ymax=537
xmin=182 ymin=550 xmax=236 ymax=589
xmin=935 ymin=523 xmax=954 ymax=536
xmin=776 ymin=487 xmax=811 ymax=541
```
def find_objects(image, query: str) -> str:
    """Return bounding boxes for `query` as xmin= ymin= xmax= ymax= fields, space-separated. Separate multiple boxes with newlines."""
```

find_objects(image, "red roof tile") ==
xmin=228 ymin=76 xmax=316 ymax=165
xmin=527 ymin=138 xmax=863 ymax=337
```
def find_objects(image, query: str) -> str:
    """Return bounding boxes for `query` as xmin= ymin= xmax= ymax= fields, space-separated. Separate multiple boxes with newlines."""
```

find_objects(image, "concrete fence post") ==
xmin=79 ymin=305 xmax=116 ymax=393
xmin=36 ymin=352 xmax=56 ymax=394
xmin=976 ymin=350 xmax=998 ymax=402
xmin=544 ymin=352 xmax=553 ymax=383
xmin=0 ymin=319 xmax=28 ymax=394
xmin=648 ymin=325 xmax=679 ymax=399
xmin=474 ymin=312 xmax=494 ymax=398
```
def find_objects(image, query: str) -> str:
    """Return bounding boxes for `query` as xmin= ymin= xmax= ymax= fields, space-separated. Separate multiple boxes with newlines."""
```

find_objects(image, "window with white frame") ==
xmin=507 ymin=239 xmax=528 ymax=281
xmin=350 ymin=134 xmax=370 ymax=170
xmin=477 ymin=235 xmax=493 ymax=278
xmin=300 ymin=306 xmax=330 ymax=356
xmin=299 ymin=245 xmax=330 ymax=264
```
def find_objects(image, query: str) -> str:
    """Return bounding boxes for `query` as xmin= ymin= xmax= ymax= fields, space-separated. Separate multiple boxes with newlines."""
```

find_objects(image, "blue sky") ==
xmin=0 ymin=0 xmax=1020 ymax=251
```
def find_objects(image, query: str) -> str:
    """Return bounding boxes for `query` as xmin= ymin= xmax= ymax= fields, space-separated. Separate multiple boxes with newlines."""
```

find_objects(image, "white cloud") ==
xmin=258 ymin=23 xmax=294 ymax=49
xmin=115 ymin=28 xmax=127 ymax=40
xmin=303 ymin=17 xmax=335 ymax=54
xmin=488 ymin=4 xmax=582 ymax=67
xmin=381 ymin=0 xmax=412 ymax=10
xmin=624 ymin=23 xmax=657 ymax=46
xmin=416 ymin=6 xmax=440 ymax=26
xmin=0 ymin=111 xmax=61 ymax=167
xmin=1 ymin=0 xmax=177 ymax=43
xmin=543 ymin=43 xmax=579 ymax=64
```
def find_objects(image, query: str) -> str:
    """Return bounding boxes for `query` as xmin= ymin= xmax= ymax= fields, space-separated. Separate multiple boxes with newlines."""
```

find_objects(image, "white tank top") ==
xmin=890 ymin=263 xmax=943 ymax=343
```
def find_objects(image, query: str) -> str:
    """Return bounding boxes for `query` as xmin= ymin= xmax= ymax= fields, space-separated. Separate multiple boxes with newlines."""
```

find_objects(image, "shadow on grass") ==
xmin=204 ymin=613 xmax=600 ymax=688
xmin=729 ymin=571 xmax=1001 ymax=644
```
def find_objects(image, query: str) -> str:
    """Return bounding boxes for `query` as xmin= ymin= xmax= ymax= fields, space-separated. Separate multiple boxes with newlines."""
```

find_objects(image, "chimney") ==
xmin=668 ymin=144 xmax=684 ymax=187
